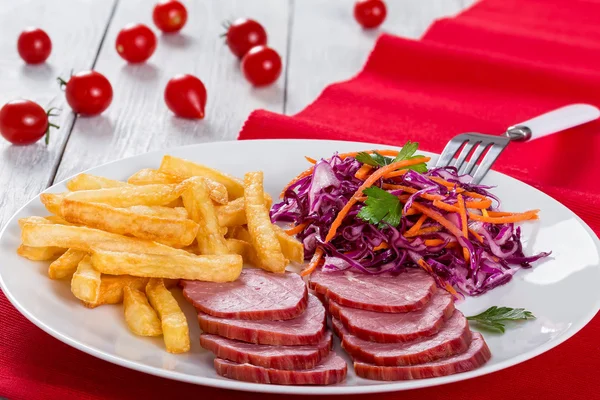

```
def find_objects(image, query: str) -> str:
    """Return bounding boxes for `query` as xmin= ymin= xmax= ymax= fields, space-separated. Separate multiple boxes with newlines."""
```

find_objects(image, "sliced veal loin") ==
xmin=310 ymin=268 xmax=435 ymax=312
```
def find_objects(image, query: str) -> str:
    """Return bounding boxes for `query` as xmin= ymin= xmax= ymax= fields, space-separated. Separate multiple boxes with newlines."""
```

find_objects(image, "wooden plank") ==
xmin=55 ymin=0 xmax=291 ymax=182
xmin=285 ymin=0 xmax=468 ymax=115
xmin=0 ymin=0 xmax=117 ymax=228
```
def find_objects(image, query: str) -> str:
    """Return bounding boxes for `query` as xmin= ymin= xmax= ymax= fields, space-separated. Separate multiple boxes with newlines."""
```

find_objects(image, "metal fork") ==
xmin=435 ymin=104 xmax=600 ymax=184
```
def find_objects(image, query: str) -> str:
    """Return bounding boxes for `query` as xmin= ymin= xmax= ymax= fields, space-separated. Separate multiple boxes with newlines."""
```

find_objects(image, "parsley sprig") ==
xmin=356 ymin=187 xmax=402 ymax=228
xmin=467 ymin=306 xmax=536 ymax=333
xmin=355 ymin=141 xmax=428 ymax=173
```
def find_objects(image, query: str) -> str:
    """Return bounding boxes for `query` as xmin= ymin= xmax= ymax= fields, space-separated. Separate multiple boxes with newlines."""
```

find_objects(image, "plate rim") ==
xmin=1 ymin=138 xmax=599 ymax=395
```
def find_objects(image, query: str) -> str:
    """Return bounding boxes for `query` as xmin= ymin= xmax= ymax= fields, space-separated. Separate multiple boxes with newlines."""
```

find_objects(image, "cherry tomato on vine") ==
xmin=17 ymin=28 xmax=52 ymax=64
xmin=0 ymin=100 xmax=58 ymax=145
xmin=115 ymin=23 xmax=157 ymax=63
xmin=241 ymin=46 xmax=281 ymax=87
xmin=164 ymin=74 xmax=207 ymax=119
xmin=59 ymin=71 xmax=113 ymax=116
xmin=153 ymin=0 xmax=188 ymax=33
xmin=354 ymin=0 xmax=387 ymax=29
xmin=225 ymin=18 xmax=267 ymax=59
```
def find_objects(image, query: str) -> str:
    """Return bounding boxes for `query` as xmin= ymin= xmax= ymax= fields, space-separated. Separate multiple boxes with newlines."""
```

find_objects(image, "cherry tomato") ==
xmin=164 ymin=74 xmax=207 ymax=119
xmin=60 ymin=71 xmax=113 ymax=116
xmin=354 ymin=0 xmax=387 ymax=29
xmin=153 ymin=0 xmax=188 ymax=33
xmin=241 ymin=46 xmax=281 ymax=87
xmin=115 ymin=24 xmax=157 ymax=63
xmin=17 ymin=28 xmax=52 ymax=64
xmin=225 ymin=18 xmax=267 ymax=59
xmin=0 ymin=100 xmax=57 ymax=145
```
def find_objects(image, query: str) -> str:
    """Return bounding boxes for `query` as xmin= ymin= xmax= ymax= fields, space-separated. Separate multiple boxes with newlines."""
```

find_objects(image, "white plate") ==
xmin=1 ymin=139 xmax=599 ymax=395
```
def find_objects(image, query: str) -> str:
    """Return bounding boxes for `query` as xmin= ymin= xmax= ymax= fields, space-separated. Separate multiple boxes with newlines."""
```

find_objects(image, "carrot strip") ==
xmin=339 ymin=149 xmax=400 ymax=159
xmin=405 ymin=208 xmax=418 ymax=216
xmin=384 ymin=170 xmax=409 ymax=178
xmin=487 ymin=211 xmax=516 ymax=217
xmin=305 ymin=156 xmax=317 ymax=164
xmin=429 ymin=177 xmax=462 ymax=190
xmin=404 ymin=215 xmax=427 ymax=237
xmin=405 ymin=226 xmax=442 ymax=237
xmin=355 ymin=164 xmax=373 ymax=180
xmin=432 ymin=200 xmax=459 ymax=213
xmin=424 ymin=239 xmax=445 ymax=246
xmin=464 ymin=191 xmax=488 ymax=200
xmin=324 ymin=157 xmax=431 ymax=243
xmin=466 ymin=199 xmax=492 ymax=209
xmin=300 ymin=248 xmax=323 ymax=277
xmin=468 ymin=210 xmax=539 ymax=224
xmin=410 ymin=202 xmax=466 ymax=242
xmin=373 ymin=242 xmax=389 ymax=251
xmin=457 ymin=194 xmax=470 ymax=263
xmin=482 ymin=209 xmax=489 ymax=218
xmin=382 ymin=184 xmax=443 ymax=201
xmin=285 ymin=222 xmax=308 ymax=236
xmin=468 ymin=228 xmax=484 ymax=243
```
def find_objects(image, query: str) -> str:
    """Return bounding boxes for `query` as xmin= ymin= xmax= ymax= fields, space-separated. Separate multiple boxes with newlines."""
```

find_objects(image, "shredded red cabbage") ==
xmin=271 ymin=154 xmax=550 ymax=296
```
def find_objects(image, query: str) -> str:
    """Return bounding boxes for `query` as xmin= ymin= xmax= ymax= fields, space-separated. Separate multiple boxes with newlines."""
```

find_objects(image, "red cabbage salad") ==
xmin=270 ymin=142 xmax=549 ymax=296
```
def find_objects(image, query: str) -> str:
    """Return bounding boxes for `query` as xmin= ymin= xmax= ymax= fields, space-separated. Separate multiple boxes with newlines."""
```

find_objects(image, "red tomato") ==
xmin=61 ymin=71 xmax=113 ymax=116
xmin=0 ymin=100 xmax=53 ymax=145
xmin=225 ymin=18 xmax=267 ymax=58
xmin=115 ymin=24 xmax=157 ymax=63
xmin=354 ymin=0 xmax=387 ymax=29
xmin=153 ymin=0 xmax=188 ymax=33
xmin=17 ymin=28 xmax=52 ymax=64
xmin=241 ymin=46 xmax=281 ymax=87
xmin=164 ymin=74 xmax=207 ymax=119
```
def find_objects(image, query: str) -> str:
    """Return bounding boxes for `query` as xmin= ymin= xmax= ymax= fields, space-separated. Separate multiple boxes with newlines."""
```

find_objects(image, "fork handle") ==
xmin=505 ymin=103 xmax=600 ymax=141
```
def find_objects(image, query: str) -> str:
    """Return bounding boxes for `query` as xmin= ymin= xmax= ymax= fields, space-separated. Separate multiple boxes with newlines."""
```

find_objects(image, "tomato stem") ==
xmin=56 ymin=77 xmax=68 ymax=91
xmin=45 ymin=108 xmax=61 ymax=146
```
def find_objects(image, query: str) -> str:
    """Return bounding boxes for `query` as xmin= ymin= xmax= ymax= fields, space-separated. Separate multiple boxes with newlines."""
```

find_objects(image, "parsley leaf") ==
xmin=357 ymin=187 xmax=402 ymax=228
xmin=467 ymin=306 xmax=536 ymax=333
xmin=355 ymin=141 xmax=428 ymax=173
xmin=393 ymin=140 xmax=419 ymax=162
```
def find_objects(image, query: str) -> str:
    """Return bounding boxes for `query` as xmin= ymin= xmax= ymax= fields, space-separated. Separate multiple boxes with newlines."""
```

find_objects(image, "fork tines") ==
xmin=435 ymin=133 xmax=510 ymax=184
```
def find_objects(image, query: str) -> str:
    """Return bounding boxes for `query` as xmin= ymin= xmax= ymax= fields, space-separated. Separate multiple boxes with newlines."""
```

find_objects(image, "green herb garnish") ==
xmin=355 ymin=141 xmax=428 ymax=173
xmin=467 ymin=306 xmax=536 ymax=333
xmin=357 ymin=187 xmax=402 ymax=228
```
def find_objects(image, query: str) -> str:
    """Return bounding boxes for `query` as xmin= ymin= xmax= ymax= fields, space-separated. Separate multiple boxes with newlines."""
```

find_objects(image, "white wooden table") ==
xmin=0 ymin=0 xmax=474 ymax=229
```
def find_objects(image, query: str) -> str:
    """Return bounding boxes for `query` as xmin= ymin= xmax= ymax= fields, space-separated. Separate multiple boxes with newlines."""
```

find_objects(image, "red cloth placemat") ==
xmin=2 ymin=0 xmax=599 ymax=399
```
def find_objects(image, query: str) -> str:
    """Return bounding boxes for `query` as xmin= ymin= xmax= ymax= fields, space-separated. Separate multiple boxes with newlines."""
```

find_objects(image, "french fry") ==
xmin=40 ymin=193 xmax=64 ymax=215
xmin=83 ymin=275 xmax=149 ymax=308
xmin=244 ymin=171 xmax=287 ymax=273
xmin=71 ymin=255 xmax=101 ymax=303
xmin=127 ymin=168 xmax=183 ymax=185
xmin=21 ymin=223 xmax=188 ymax=256
xmin=66 ymin=174 xmax=128 ymax=191
xmin=63 ymin=184 xmax=185 ymax=208
xmin=182 ymin=177 xmax=229 ymax=255
xmin=48 ymin=248 xmax=87 ymax=279
xmin=272 ymin=225 xmax=305 ymax=264
xmin=43 ymin=215 xmax=72 ymax=225
xmin=123 ymin=286 xmax=162 ymax=337
xmin=131 ymin=169 xmax=228 ymax=205
xmin=216 ymin=194 xmax=273 ymax=227
xmin=61 ymin=199 xmax=199 ymax=248
xmin=17 ymin=244 xmax=65 ymax=261
xmin=228 ymin=225 xmax=251 ymax=241
xmin=18 ymin=216 xmax=53 ymax=228
xmin=226 ymin=238 xmax=259 ymax=265
xmin=126 ymin=205 xmax=188 ymax=219
xmin=90 ymin=250 xmax=242 ymax=282
xmin=160 ymin=155 xmax=244 ymax=199
xmin=146 ymin=278 xmax=190 ymax=353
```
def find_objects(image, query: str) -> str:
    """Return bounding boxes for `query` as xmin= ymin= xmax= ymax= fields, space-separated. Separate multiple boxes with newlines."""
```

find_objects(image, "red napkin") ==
xmin=2 ymin=0 xmax=599 ymax=399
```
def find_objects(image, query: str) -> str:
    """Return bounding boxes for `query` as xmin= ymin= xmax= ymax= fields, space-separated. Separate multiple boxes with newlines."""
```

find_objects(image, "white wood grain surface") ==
xmin=285 ymin=0 xmax=469 ymax=114
xmin=54 ymin=0 xmax=291 ymax=182
xmin=0 ymin=0 xmax=116 ymax=227
xmin=0 ymin=0 xmax=475 ymax=229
